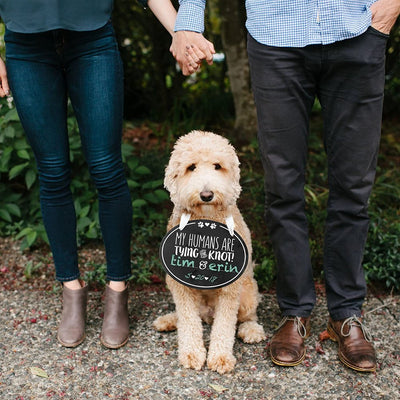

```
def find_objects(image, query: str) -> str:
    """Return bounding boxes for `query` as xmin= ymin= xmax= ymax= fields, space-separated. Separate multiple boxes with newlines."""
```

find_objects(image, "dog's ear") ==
xmin=224 ymin=143 xmax=241 ymax=183
xmin=231 ymin=155 xmax=242 ymax=199
xmin=164 ymin=158 xmax=179 ymax=194
xmin=232 ymin=154 xmax=240 ymax=183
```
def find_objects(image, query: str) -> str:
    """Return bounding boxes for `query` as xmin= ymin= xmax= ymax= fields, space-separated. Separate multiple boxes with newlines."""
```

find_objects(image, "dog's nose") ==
xmin=200 ymin=191 xmax=214 ymax=202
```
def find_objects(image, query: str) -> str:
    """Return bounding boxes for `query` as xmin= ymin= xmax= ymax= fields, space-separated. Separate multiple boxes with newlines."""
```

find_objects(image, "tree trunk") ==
xmin=218 ymin=0 xmax=257 ymax=141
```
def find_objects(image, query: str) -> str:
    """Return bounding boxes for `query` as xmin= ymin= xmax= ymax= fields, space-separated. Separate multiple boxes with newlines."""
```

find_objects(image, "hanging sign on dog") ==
xmin=159 ymin=219 xmax=248 ymax=289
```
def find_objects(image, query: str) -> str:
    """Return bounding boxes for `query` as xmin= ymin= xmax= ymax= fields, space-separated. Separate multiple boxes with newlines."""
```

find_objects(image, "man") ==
xmin=171 ymin=0 xmax=400 ymax=372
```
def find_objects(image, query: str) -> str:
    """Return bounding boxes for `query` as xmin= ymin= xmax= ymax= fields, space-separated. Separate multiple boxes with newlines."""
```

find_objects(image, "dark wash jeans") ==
xmin=247 ymin=27 xmax=388 ymax=320
xmin=5 ymin=22 xmax=132 ymax=282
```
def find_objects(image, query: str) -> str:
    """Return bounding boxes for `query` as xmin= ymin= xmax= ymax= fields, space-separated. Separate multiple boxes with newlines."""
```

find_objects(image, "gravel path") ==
xmin=1 ymin=288 xmax=399 ymax=400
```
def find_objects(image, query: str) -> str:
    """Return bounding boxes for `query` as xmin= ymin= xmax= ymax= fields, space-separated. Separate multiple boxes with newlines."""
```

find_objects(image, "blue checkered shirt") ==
xmin=175 ymin=0 xmax=378 ymax=47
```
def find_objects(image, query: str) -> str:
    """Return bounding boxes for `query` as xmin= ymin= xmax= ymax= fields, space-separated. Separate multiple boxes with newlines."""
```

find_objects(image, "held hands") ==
xmin=370 ymin=0 xmax=400 ymax=34
xmin=170 ymin=31 xmax=215 ymax=76
xmin=0 ymin=57 xmax=10 ymax=97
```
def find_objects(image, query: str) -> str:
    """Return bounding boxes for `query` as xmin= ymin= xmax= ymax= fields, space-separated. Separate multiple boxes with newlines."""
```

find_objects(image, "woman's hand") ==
xmin=0 ymin=57 xmax=10 ymax=97
xmin=170 ymin=31 xmax=215 ymax=76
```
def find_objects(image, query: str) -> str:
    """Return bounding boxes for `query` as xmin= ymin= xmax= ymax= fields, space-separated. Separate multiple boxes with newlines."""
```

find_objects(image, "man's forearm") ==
xmin=171 ymin=0 xmax=214 ymax=76
xmin=175 ymin=0 xmax=206 ymax=32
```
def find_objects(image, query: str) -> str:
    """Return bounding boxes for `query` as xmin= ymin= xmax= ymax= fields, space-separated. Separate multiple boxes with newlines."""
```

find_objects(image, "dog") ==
xmin=153 ymin=130 xmax=266 ymax=374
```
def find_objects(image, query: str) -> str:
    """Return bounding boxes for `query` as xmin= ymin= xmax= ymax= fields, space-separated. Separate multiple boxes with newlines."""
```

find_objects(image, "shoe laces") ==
xmin=277 ymin=316 xmax=308 ymax=338
xmin=341 ymin=315 xmax=373 ymax=342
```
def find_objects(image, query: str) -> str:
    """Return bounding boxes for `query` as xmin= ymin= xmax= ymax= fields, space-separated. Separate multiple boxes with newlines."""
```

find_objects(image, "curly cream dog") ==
xmin=153 ymin=130 xmax=265 ymax=374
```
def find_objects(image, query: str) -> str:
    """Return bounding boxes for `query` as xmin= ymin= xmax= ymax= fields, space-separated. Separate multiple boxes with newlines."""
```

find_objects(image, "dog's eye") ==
xmin=214 ymin=163 xmax=222 ymax=170
xmin=187 ymin=164 xmax=196 ymax=171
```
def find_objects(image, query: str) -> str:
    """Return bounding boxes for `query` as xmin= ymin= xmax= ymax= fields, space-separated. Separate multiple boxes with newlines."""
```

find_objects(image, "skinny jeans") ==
xmin=5 ymin=22 xmax=132 ymax=282
xmin=247 ymin=27 xmax=388 ymax=320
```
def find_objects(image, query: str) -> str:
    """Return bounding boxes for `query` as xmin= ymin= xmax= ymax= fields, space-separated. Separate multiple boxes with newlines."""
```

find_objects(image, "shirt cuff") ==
xmin=174 ymin=2 xmax=205 ymax=33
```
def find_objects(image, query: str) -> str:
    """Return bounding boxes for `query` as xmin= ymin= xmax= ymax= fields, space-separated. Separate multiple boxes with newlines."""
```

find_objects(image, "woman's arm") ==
xmin=146 ymin=0 xmax=215 ymax=75
xmin=147 ymin=0 xmax=178 ymax=36
xmin=0 ymin=57 xmax=10 ymax=97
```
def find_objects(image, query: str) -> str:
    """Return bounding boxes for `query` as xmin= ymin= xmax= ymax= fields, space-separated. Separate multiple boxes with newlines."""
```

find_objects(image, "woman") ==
xmin=0 ymin=0 xmax=210 ymax=349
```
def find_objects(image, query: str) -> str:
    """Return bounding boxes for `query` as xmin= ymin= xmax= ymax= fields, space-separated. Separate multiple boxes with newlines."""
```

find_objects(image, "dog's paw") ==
xmin=237 ymin=321 xmax=266 ymax=343
xmin=179 ymin=347 xmax=207 ymax=371
xmin=207 ymin=352 xmax=236 ymax=374
xmin=153 ymin=313 xmax=177 ymax=332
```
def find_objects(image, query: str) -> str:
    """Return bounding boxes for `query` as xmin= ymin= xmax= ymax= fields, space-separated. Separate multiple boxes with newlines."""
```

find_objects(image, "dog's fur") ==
xmin=153 ymin=130 xmax=265 ymax=374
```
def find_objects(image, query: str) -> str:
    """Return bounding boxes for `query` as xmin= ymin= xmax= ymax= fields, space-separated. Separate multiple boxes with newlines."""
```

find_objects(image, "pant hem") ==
xmin=56 ymin=274 xmax=81 ymax=282
xmin=106 ymin=274 xmax=131 ymax=282
xmin=329 ymin=310 xmax=362 ymax=321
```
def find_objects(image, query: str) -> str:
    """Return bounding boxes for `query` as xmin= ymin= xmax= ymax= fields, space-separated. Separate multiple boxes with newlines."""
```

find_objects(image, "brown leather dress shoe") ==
xmin=269 ymin=316 xmax=311 ymax=366
xmin=327 ymin=316 xmax=376 ymax=372
xmin=100 ymin=284 xmax=129 ymax=349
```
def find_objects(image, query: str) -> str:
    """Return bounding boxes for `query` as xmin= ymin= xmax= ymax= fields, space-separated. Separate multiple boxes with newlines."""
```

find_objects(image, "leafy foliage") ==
xmin=363 ymin=219 xmax=400 ymax=292
xmin=0 ymin=99 xmax=43 ymax=248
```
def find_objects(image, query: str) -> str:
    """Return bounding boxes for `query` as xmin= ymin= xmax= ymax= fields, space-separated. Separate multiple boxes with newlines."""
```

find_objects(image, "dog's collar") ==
xmin=179 ymin=213 xmax=235 ymax=236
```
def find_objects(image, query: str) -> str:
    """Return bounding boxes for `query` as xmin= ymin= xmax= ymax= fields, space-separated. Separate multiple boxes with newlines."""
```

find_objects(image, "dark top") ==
xmin=0 ymin=0 xmax=114 ymax=33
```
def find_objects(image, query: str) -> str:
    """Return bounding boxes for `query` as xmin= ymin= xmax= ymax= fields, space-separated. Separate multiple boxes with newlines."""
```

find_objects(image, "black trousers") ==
xmin=247 ymin=27 xmax=388 ymax=320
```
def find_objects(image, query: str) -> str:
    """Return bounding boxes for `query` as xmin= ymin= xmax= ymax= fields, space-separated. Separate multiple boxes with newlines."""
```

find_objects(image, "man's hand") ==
xmin=370 ymin=0 xmax=400 ymax=34
xmin=170 ymin=31 xmax=215 ymax=76
xmin=0 ymin=57 xmax=10 ymax=97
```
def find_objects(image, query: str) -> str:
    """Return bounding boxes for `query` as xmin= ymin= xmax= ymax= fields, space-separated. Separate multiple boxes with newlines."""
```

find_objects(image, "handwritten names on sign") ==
xmin=159 ymin=220 xmax=248 ymax=289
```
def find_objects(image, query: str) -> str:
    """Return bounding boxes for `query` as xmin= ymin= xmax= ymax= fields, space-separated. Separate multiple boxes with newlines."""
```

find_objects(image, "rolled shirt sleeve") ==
xmin=174 ymin=0 xmax=205 ymax=33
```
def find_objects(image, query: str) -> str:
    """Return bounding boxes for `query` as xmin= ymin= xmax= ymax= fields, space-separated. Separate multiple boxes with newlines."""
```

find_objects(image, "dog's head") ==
xmin=164 ymin=130 xmax=241 ymax=214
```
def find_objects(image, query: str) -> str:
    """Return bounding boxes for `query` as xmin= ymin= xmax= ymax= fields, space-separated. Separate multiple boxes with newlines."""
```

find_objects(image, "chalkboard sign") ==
xmin=159 ymin=219 xmax=248 ymax=289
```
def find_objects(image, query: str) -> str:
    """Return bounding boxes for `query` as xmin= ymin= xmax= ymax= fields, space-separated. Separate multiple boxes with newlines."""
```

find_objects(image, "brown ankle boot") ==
xmin=100 ymin=284 xmax=129 ymax=349
xmin=57 ymin=284 xmax=88 ymax=347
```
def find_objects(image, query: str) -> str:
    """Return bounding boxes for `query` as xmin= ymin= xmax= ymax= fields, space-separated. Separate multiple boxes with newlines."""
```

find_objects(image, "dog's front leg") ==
xmin=169 ymin=280 xmax=206 ymax=370
xmin=207 ymin=283 xmax=241 ymax=374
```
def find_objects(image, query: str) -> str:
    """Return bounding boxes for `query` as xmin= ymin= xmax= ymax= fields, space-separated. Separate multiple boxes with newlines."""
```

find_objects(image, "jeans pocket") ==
xmin=367 ymin=26 xmax=390 ymax=39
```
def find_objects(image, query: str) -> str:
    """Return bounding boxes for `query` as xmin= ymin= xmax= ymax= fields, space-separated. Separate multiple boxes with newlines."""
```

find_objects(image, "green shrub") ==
xmin=253 ymin=253 xmax=276 ymax=291
xmin=0 ymin=98 xmax=41 ymax=247
xmin=83 ymin=262 xmax=107 ymax=288
xmin=363 ymin=219 xmax=400 ymax=292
